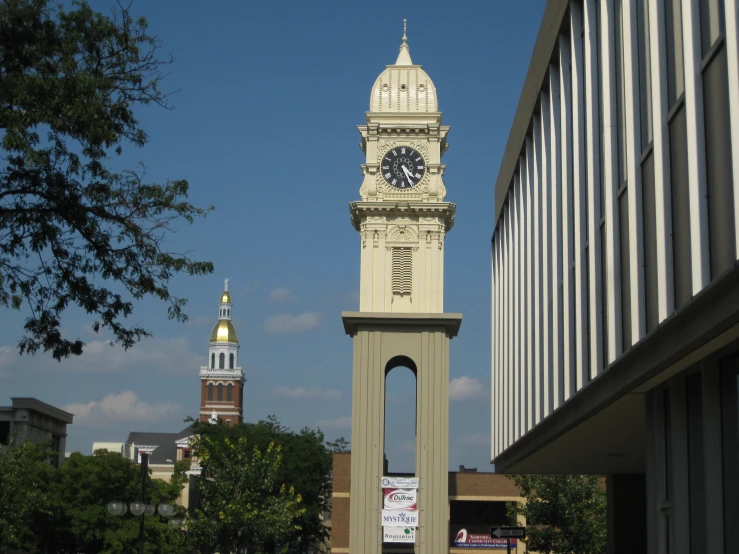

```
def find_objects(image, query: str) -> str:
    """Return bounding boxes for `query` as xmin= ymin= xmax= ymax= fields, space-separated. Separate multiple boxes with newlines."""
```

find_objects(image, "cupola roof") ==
xmin=369 ymin=20 xmax=438 ymax=113
xmin=210 ymin=279 xmax=238 ymax=343
xmin=210 ymin=320 xmax=238 ymax=343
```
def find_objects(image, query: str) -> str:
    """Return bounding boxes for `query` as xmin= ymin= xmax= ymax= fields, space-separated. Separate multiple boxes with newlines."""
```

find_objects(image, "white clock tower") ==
xmin=342 ymin=22 xmax=462 ymax=554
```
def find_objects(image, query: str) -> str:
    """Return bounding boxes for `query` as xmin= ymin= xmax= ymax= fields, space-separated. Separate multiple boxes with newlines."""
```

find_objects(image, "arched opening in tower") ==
xmin=384 ymin=355 xmax=417 ymax=475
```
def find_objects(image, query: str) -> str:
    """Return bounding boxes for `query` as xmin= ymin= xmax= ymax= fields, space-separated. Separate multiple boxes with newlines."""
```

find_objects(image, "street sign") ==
xmin=491 ymin=526 xmax=526 ymax=539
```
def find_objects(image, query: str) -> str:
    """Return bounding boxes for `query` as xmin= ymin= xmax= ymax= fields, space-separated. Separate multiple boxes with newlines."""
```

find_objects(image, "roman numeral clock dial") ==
xmin=381 ymin=146 xmax=426 ymax=189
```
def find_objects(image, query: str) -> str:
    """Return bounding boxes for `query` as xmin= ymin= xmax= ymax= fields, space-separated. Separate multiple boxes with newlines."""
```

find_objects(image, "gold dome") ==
xmin=210 ymin=320 xmax=238 ymax=343
xmin=220 ymin=291 xmax=232 ymax=304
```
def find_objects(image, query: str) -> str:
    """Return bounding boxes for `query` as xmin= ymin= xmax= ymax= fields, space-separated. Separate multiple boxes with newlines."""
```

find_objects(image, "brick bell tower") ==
xmin=199 ymin=279 xmax=245 ymax=425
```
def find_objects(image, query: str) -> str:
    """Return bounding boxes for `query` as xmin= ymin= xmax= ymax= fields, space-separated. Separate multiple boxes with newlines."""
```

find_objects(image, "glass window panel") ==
xmin=615 ymin=0 xmax=627 ymax=184
xmin=665 ymin=0 xmax=685 ymax=107
xmin=720 ymin=356 xmax=739 ymax=550
xmin=638 ymin=0 xmax=653 ymax=146
xmin=686 ymin=373 xmax=706 ymax=554
xmin=700 ymin=0 xmax=725 ymax=55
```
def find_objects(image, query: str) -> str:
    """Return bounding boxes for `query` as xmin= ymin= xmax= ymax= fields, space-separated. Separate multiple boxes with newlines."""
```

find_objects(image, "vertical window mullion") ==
xmin=681 ymin=0 xmax=711 ymax=293
xmin=533 ymin=114 xmax=544 ymax=425
xmin=550 ymin=63 xmax=564 ymax=411
xmin=541 ymin=91 xmax=552 ymax=419
xmin=725 ymin=0 xmax=739 ymax=258
xmin=600 ymin=0 xmax=624 ymax=362
xmin=491 ymin=238 xmax=497 ymax=459
xmin=517 ymin=165 xmax=528 ymax=435
xmin=506 ymin=206 xmax=513 ymax=446
xmin=585 ymin=0 xmax=604 ymax=379
xmin=571 ymin=0 xmax=590 ymax=391
xmin=623 ymin=0 xmax=648 ymax=345
xmin=525 ymin=141 xmax=535 ymax=431
xmin=649 ymin=0 xmax=677 ymax=322
xmin=511 ymin=184 xmax=520 ymax=441
xmin=560 ymin=29 xmax=575 ymax=403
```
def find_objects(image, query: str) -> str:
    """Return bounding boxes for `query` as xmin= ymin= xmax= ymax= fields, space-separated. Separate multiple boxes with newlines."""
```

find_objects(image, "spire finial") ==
xmin=224 ymin=278 xmax=229 ymax=291
xmin=395 ymin=19 xmax=413 ymax=65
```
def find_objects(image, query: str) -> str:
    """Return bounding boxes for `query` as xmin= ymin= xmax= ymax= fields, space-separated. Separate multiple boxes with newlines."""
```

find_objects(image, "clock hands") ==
xmin=402 ymin=165 xmax=415 ymax=185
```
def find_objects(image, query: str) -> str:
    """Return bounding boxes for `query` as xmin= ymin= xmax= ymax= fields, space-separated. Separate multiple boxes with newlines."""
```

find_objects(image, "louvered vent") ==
xmin=392 ymin=248 xmax=413 ymax=294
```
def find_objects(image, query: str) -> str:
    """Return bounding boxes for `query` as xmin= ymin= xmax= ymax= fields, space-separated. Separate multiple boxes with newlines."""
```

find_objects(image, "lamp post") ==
xmin=107 ymin=452 xmax=181 ymax=553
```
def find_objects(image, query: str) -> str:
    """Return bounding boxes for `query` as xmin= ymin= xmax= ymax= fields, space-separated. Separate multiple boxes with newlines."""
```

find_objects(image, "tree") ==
xmin=507 ymin=474 xmax=607 ymax=554
xmin=0 ymin=443 xmax=189 ymax=554
xmin=42 ymin=450 xmax=189 ymax=554
xmin=0 ymin=438 xmax=56 ymax=552
xmin=188 ymin=433 xmax=305 ymax=554
xmin=0 ymin=0 xmax=213 ymax=360
xmin=188 ymin=416 xmax=343 ymax=553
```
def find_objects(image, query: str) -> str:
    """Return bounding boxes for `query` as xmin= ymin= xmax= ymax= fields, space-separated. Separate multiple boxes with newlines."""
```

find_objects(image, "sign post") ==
xmin=490 ymin=527 xmax=526 ymax=554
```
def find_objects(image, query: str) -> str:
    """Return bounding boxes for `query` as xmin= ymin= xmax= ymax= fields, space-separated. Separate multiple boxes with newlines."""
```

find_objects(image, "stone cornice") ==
xmin=349 ymin=201 xmax=455 ymax=232
xmin=341 ymin=311 xmax=463 ymax=337
xmin=199 ymin=367 xmax=245 ymax=382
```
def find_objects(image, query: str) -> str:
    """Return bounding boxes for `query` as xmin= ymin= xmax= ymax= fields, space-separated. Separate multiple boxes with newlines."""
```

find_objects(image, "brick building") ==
xmin=329 ymin=453 xmax=524 ymax=553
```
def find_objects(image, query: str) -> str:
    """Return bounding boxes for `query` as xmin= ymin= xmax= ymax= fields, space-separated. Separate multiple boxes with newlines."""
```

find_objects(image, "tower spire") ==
xmin=395 ymin=19 xmax=413 ymax=65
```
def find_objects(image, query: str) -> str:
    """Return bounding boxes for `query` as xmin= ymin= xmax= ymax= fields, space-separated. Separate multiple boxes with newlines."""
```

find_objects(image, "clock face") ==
xmin=380 ymin=146 xmax=426 ymax=189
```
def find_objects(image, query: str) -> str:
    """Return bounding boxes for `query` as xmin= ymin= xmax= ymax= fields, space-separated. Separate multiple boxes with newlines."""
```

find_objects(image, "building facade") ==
xmin=0 ymin=397 xmax=74 ymax=467
xmin=330 ymin=453 xmax=525 ymax=554
xmin=199 ymin=279 xmax=245 ymax=425
xmin=491 ymin=1 xmax=738 ymax=553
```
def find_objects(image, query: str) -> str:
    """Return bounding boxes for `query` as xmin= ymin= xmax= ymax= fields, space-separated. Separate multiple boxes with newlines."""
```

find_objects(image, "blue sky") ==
xmin=0 ymin=0 xmax=546 ymax=472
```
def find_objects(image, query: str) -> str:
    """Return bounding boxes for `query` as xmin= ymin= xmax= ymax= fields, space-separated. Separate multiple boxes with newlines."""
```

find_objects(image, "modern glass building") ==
xmin=491 ymin=0 xmax=738 ymax=552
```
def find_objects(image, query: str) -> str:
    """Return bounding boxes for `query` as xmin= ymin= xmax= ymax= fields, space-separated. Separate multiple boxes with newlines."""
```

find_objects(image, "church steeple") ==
xmin=199 ymin=279 xmax=245 ymax=425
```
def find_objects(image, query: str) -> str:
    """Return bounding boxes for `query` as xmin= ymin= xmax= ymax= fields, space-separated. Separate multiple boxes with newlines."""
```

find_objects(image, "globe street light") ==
xmin=107 ymin=452 xmax=179 ymax=554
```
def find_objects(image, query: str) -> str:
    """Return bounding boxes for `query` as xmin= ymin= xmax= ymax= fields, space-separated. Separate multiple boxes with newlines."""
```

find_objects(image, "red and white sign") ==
xmin=383 ymin=488 xmax=417 ymax=510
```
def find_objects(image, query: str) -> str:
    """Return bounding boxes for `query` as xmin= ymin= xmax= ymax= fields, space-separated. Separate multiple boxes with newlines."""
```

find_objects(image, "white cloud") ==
xmin=457 ymin=433 xmax=491 ymax=447
xmin=449 ymin=376 xmax=488 ymax=401
xmin=316 ymin=416 xmax=352 ymax=429
xmin=274 ymin=386 xmax=342 ymax=400
xmin=64 ymin=391 xmax=182 ymax=427
xmin=241 ymin=281 xmax=261 ymax=294
xmin=269 ymin=287 xmax=296 ymax=302
xmin=0 ymin=336 xmax=201 ymax=375
xmin=184 ymin=315 xmax=214 ymax=327
xmin=264 ymin=312 xmax=322 ymax=334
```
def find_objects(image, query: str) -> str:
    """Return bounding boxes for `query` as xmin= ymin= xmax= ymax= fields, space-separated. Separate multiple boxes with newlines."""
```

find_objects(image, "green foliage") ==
xmin=188 ymin=431 xmax=305 ymax=554
xmin=507 ymin=474 xmax=607 ymax=554
xmin=0 ymin=438 xmax=57 ymax=551
xmin=0 ymin=0 xmax=213 ymax=360
xmin=0 ymin=443 xmax=188 ymax=554
xmin=190 ymin=416 xmax=343 ymax=553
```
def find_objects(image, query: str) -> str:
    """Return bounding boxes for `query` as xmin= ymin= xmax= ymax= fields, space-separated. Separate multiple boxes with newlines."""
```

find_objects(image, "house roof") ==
xmin=126 ymin=424 xmax=195 ymax=465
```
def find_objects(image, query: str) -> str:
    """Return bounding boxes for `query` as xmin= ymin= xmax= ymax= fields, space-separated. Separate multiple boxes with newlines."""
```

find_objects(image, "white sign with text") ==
xmin=383 ymin=526 xmax=416 ymax=543
xmin=380 ymin=476 xmax=419 ymax=489
xmin=383 ymin=488 xmax=417 ymax=510
xmin=381 ymin=509 xmax=420 ymax=527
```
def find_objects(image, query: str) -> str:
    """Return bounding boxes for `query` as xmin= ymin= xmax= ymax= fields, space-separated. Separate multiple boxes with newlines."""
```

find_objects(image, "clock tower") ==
xmin=342 ymin=22 xmax=462 ymax=554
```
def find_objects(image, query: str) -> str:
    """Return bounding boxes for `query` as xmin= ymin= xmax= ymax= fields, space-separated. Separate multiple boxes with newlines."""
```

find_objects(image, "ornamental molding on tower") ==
xmin=349 ymin=201 xmax=455 ymax=232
